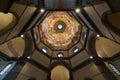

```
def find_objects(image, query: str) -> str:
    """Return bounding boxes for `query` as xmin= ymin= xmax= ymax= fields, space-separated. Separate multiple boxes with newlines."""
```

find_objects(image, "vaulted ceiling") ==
xmin=0 ymin=0 xmax=120 ymax=80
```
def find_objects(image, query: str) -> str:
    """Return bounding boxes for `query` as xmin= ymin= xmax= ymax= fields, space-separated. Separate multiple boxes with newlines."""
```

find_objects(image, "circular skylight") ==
xmin=41 ymin=48 xmax=48 ymax=54
xmin=57 ymin=24 xmax=63 ymax=30
xmin=54 ymin=21 xmax=66 ymax=33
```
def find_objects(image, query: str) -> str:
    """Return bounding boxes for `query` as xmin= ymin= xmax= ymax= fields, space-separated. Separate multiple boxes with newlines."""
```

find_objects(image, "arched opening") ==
xmin=102 ymin=11 xmax=120 ymax=35
xmin=9 ymin=37 xmax=25 ymax=57
xmin=0 ymin=12 xmax=17 ymax=36
xmin=0 ymin=37 xmax=25 ymax=57
xmin=51 ymin=65 xmax=70 ymax=80
xmin=106 ymin=12 xmax=120 ymax=30
xmin=0 ymin=33 xmax=33 ymax=57
xmin=95 ymin=37 xmax=120 ymax=58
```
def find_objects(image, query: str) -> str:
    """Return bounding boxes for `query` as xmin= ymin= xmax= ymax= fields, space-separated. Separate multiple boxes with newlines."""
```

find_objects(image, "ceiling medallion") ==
xmin=40 ymin=11 xmax=81 ymax=50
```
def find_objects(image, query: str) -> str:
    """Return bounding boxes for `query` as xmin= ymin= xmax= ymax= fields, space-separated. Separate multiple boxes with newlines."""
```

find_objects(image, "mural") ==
xmin=39 ymin=11 xmax=81 ymax=50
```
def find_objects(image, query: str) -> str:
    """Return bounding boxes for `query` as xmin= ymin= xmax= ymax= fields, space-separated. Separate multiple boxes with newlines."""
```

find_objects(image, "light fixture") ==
xmin=75 ymin=8 xmax=80 ymax=13
xmin=98 ymin=54 xmax=102 ymax=58
xmin=41 ymin=48 xmax=48 ymax=54
xmin=27 ymin=56 xmax=31 ymax=59
xmin=20 ymin=34 xmax=24 ymax=38
xmin=96 ymin=34 xmax=100 ymax=37
xmin=40 ymin=9 xmax=45 ymax=13
xmin=90 ymin=56 xmax=93 ymax=59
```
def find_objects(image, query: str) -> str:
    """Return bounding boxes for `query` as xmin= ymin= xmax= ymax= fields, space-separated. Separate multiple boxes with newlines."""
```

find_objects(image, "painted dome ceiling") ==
xmin=39 ymin=11 xmax=81 ymax=50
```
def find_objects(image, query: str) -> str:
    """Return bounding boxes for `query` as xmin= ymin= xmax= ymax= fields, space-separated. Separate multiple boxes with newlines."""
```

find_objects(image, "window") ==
xmin=57 ymin=52 xmax=64 ymax=57
xmin=34 ymin=32 xmax=38 ymax=41
xmin=73 ymin=47 xmax=79 ymax=53
xmin=108 ymin=63 xmax=120 ymax=76
xmin=0 ymin=58 xmax=2 ymax=61
xmin=41 ymin=48 xmax=48 ymax=54
xmin=0 ymin=63 xmax=12 ymax=75
xmin=82 ymin=32 xmax=87 ymax=41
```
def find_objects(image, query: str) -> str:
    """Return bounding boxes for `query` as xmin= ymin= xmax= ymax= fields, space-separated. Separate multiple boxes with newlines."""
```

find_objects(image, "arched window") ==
xmin=57 ymin=52 xmax=64 ymax=57
xmin=108 ymin=63 xmax=120 ymax=76
xmin=34 ymin=32 xmax=38 ymax=41
xmin=73 ymin=47 xmax=79 ymax=53
xmin=82 ymin=32 xmax=87 ymax=41
xmin=41 ymin=47 xmax=48 ymax=54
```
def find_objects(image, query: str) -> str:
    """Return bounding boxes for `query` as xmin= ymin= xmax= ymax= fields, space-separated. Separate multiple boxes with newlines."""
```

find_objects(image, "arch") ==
xmin=50 ymin=65 xmax=70 ymax=80
xmin=95 ymin=37 xmax=120 ymax=58
xmin=10 ymin=33 xmax=34 ymax=57
xmin=22 ymin=33 xmax=34 ymax=57
xmin=87 ymin=33 xmax=98 ymax=57
xmin=0 ymin=11 xmax=18 ymax=36
xmin=6 ymin=37 xmax=26 ymax=57
xmin=102 ymin=11 xmax=120 ymax=35
xmin=0 ymin=33 xmax=33 ymax=57
xmin=48 ymin=61 xmax=72 ymax=80
xmin=0 ymin=37 xmax=25 ymax=57
xmin=49 ymin=61 xmax=71 ymax=71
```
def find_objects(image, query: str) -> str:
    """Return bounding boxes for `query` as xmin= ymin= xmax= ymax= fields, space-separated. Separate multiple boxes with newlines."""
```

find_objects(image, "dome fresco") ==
xmin=39 ymin=11 xmax=81 ymax=50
